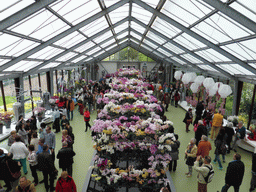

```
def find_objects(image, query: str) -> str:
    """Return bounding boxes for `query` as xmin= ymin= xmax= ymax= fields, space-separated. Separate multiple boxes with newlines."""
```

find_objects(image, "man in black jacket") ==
xmin=37 ymin=145 xmax=56 ymax=192
xmin=221 ymin=153 xmax=244 ymax=192
xmin=57 ymin=142 xmax=76 ymax=176
xmin=195 ymin=120 xmax=207 ymax=146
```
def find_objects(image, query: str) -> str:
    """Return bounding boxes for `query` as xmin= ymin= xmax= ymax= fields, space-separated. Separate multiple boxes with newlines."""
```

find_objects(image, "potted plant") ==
xmin=33 ymin=107 xmax=46 ymax=122
xmin=1 ymin=111 xmax=14 ymax=128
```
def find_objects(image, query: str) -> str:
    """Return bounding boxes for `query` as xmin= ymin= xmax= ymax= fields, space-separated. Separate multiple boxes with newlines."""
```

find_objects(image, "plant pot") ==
xmin=4 ymin=120 xmax=11 ymax=129
xmin=0 ymin=124 xmax=3 ymax=134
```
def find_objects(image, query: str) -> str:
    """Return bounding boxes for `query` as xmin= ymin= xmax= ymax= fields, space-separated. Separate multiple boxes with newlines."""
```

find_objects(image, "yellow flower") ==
xmin=156 ymin=171 xmax=161 ymax=177
xmin=115 ymin=168 xmax=120 ymax=173
xmin=97 ymin=146 xmax=101 ymax=152
xmin=91 ymin=174 xmax=98 ymax=177
xmin=95 ymin=176 xmax=102 ymax=181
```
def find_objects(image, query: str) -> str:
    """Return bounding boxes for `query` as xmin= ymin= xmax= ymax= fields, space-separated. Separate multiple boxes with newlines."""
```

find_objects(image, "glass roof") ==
xmin=0 ymin=0 xmax=255 ymax=82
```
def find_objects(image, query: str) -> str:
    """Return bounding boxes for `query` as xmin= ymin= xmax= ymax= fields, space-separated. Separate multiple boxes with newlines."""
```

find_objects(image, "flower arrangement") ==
xmin=1 ymin=111 xmax=14 ymax=121
xmin=227 ymin=115 xmax=239 ymax=126
xmin=33 ymin=107 xmax=46 ymax=116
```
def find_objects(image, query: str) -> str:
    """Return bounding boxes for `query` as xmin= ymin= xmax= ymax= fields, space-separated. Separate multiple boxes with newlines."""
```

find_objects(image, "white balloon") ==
xmin=190 ymin=72 xmax=197 ymax=83
xmin=209 ymin=88 xmax=217 ymax=96
xmin=181 ymin=73 xmax=191 ymax=84
xmin=190 ymin=83 xmax=199 ymax=93
xmin=218 ymin=84 xmax=232 ymax=98
xmin=174 ymin=71 xmax=183 ymax=80
xmin=212 ymin=82 xmax=223 ymax=92
xmin=203 ymin=78 xmax=215 ymax=90
xmin=194 ymin=76 xmax=205 ymax=85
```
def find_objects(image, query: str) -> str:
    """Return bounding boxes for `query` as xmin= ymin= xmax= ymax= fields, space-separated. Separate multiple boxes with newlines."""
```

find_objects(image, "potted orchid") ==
xmin=33 ymin=107 xmax=46 ymax=122
xmin=1 ymin=111 xmax=14 ymax=128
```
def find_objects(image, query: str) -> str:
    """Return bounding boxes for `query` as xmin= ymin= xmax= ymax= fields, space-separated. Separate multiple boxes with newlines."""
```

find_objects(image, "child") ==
xmin=27 ymin=145 xmax=38 ymax=186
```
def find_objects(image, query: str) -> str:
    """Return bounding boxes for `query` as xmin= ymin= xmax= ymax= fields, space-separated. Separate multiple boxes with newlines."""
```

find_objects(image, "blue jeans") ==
xmin=67 ymin=110 xmax=73 ymax=120
xmin=221 ymin=184 xmax=240 ymax=192
xmin=214 ymin=154 xmax=225 ymax=168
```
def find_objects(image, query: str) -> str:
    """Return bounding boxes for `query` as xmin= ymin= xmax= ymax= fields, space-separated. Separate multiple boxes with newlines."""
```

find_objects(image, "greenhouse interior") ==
xmin=0 ymin=0 xmax=256 ymax=192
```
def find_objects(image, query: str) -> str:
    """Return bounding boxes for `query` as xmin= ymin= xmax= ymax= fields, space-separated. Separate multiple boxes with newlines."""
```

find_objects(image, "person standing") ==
xmin=169 ymin=134 xmax=180 ymax=172
xmin=221 ymin=153 xmax=245 ymax=192
xmin=84 ymin=107 xmax=91 ymax=132
xmin=9 ymin=136 xmax=29 ymax=174
xmin=57 ymin=142 xmax=76 ymax=177
xmin=53 ymin=107 xmax=60 ymax=133
xmin=37 ymin=145 xmax=56 ymax=192
xmin=210 ymin=111 xmax=223 ymax=140
xmin=194 ymin=101 xmax=204 ymax=125
xmin=163 ymin=93 xmax=171 ymax=112
xmin=196 ymin=135 xmax=212 ymax=158
xmin=27 ymin=145 xmax=39 ymax=186
xmin=61 ymin=115 xmax=69 ymax=130
xmin=195 ymin=120 xmax=208 ymax=146
xmin=8 ymin=130 xmax=25 ymax=146
xmin=55 ymin=171 xmax=77 ymax=192
xmin=30 ymin=132 xmax=39 ymax=152
xmin=183 ymin=108 xmax=193 ymax=133
xmin=213 ymin=134 xmax=226 ymax=170
xmin=173 ymin=90 xmax=180 ymax=108
xmin=15 ymin=176 xmax=36 ymax=192
xmin=194 ymin=156 xmax=213 ymax=192
xmin=44 ymin=126 xmax=56 ymax=162
xmin=185 ymin=138 xmax=198 ymax=177
xmin=18 ymin=124 xmax=29 ymax=145
xmin=66 ymin=96 xmax=74 ymax=121
xmin=231 ymin=121 xmax=246 ymax=152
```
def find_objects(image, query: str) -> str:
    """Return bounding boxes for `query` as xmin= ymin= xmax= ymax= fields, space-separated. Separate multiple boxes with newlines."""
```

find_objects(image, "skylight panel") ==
xmin=51 ymin=0 xmax=100 ymax=25
xmin=152 ymin=51 xmax=164 ymax=58
xmin=131 ymin=39 xmax=139 ymax=45
xmin=143 ymin=39 xmax=158 ymax=49
xmin=217 ymin=64 xmax=244 ymax=75
xmin=131 ymin=32 xmax=142 ymax=41
xmin=221 ymin=43 xmax=251 ymax=61
xmin=195 ymin=49 xmax=231 ymax=63
xmin=9 ymin=9 xmax=70 ymax=41
xmin=174 ymin=33 xmax=205 ymax=50
xmin=232 ymin=64 xmax=255 ymax=75
xmin=163 ymin=42 xmax=184 ymax=54
xmin=117 ymin=31 xmax=128 ymax=40
xmin=105 ymin=0 xmax=120 ymax=8
xmin=54 ymin=31 xmax=86 ymax=49
xmin=152 ymin=18 xmax=181 ymax=39
xmin=170 ymin=56 xmax=186 ymax=65
xmin=141 ymin=44 xmax=153 ymax=52
xmin=147 ymin=31 xmax=166 ymax=44
xmin=41 ymin=62 xmax=60 ymax=69
xmin=141 ymin=0 xmax=158 ymax=9
xmin=56 ymin=52 xmax=78 ymax=62
xmin=93 ymin=50 xmax=105 ymax=58
xmin=75 ymin=41 xmax=95 ymax=53
xmin=28 ymin=46 xmax=64 ymax=60
xmin=239 ymin=39 xmax=256 ymax=60
xmin=197 ymin=65 xmax=218 ymax=72
xmin=106 ymin=44 xmax=117 ymax=51
xmin=93 ymin=31 xmax=113 ymax=44
xmin=109 ymin=3 xmax=129 ymax=24
xmin=4 ymin=61 xmax=41 ymax=72
xmin=236 ymin=0 xmax=256 ymax=17
xmin=0 ymin=59 xmax=11 ymax=66
xmin=71 ymin=55 xmax=87 ymax=63
xmin=87 ymin=47 xmax=101 ymax=55
xmin=114 ymin=21 xmax=128 ymax=33
xmin=130 ymin=21 xmax=146 ymax=34
xmin=157 ymin=48 xmax=172 ymax=57
xmin=101 ymin=39 xmax=116 ymax=48
xmin=80 ymin=17 xmax=109 ymax=37
xmin=230 ymin=2 xmax=256 ymax=23
xmin=0 ymin=0 xmax=34 ymax=21
xmin=132 ymin=4 xmax=153 ymax=25
xmin=181 ymin=53 xmax=203 ymax=63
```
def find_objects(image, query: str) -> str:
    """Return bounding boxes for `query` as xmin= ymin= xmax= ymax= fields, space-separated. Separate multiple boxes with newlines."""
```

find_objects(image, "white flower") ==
xmin=164 ymin=121 xmax=174 ymax=126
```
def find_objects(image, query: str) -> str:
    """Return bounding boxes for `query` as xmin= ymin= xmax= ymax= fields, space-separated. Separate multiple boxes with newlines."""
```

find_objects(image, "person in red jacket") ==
xmin=84 ymin=107 xmax=91 ymax=132
xmin=55 ymin=171 xmax=77 ymax=192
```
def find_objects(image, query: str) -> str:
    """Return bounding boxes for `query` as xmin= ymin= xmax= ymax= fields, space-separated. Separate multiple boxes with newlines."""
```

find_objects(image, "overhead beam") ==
xmin=0 ymin=0 xmax=129 ymax=72
xmin=202 ymin=0 xmax=256 ymax=34
xmin=132 ymin=17 xmax=233 ymax=79
xmin=0 ymin=0 xmax=58 ymax=32
xmin=133 ymin=0 xmax=256 ymax=75
xmin=24 ymin=17 xmax=129 ymax=75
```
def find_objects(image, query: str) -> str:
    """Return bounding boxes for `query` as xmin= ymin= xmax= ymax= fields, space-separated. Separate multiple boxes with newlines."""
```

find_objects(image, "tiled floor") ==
xmin=0 ymin=105 xmax=254 ymax=192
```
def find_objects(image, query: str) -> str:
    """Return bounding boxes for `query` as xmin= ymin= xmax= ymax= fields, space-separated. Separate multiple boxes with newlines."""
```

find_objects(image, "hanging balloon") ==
xmin=174 ymin=71 xmax=183 ymax=80
xmin=212 ymin=82 xmax=223 ymax=92
xmin=208 ymin=88 xmax=217 ymax=96
xmin=189 ymin=72 xmax=197 ymax=83
xmin=218 ymin=84 xmax=232 ymax=98
xmin=194 ymin=76 xmax=205 ymax=85
xmin=190 ymin=83 xmax=199 ymax=93
xmin=181 ymin=73 xmax=191 ymax=85
xmin=203 ymin=78 xmax=215 ymax=90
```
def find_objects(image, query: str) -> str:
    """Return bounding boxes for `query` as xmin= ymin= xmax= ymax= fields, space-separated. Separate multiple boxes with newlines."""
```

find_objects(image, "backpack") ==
xmin=203 ymin=165 xmax=214 ymax=183
xmin=220 ymin=142 xmax=227 ymax=155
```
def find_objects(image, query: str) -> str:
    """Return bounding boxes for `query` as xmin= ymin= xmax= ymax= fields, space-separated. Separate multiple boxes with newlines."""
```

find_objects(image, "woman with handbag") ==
xmin=185 ymin=138 xmax=197 ymax=177
xmin=183 ymin=108 xmax=193 ymax=133
xmin=84 ymin=107 xmax=91 ymax=132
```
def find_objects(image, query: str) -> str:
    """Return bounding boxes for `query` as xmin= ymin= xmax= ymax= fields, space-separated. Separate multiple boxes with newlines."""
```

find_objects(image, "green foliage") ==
xmin=81 ymin=70 xmax=85 ymax=78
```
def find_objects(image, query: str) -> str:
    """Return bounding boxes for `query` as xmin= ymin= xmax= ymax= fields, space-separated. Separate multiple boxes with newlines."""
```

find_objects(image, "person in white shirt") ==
xmin=30 ymin=132 xmax=39 ymax=152
xmin=28 ymin=145 xmax=39 ymax=186
xmin=9 ymin=136 xmax=29 ymax=174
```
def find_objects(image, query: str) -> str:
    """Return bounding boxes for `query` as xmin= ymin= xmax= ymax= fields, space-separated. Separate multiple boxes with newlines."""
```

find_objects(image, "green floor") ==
xmin=0 ymin=105 xmax=254 ymax=192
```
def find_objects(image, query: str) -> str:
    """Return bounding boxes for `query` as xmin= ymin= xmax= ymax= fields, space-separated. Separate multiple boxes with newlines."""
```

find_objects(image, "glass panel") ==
xmin=93 ymin=31 xmax=113 ymax=44
xmin=131 ymin=31 xmax=142 ymax=41
xmin=130 ymin=21 xmax=146 ymax=34
xmin=101 ymin=39 xmax=116 ymax=48
xmin=141 ymin=44 xmax=153 ymax=52
xmin=230 ymin=2 xmax=256 ymax=23
xmin=114 ymin=21 xmax=128 ymax=34
xmin=4 ymin=61 xmax=41 ymax=72
xmin=132 ymin=4 xmax=153 ymax=25
xmin=152 ymin=51 xmax=164 ymax=58
xmin=141 ymin=0 xmax=158 ymax=9
xmin=181 ymin=53 xmax=203 ymax=63
xmin=106 ymin=44 xmax=117 ymax=51
xmin=9 ymin=9 xmax=70 ymax=41
xmin=56 ymin=52 xmax=78 ymax=62
xmin=147 ymin=31 xmax=166 ymax=44
xmin=105 ymin=0 xmax=120 ymax=8
xmin=51 ymin=0 xmax=100 ymax=25
xmin=131 ymin=39 xmax=139 ymax=45
xmin=217 ymin=64 xmax=244 ymax=75
xmin=0 ymin=59 xmax=11 ymax=66
xmin=117 ymin=31 xmax=128 ymax=40
xmin=109 ymin=3 xmax=129 ymax=24
xmin=71 ymin=55 xmax=87 ymax=63
xmin=239 ymin=39 xmax=256 ymax=60
xmin=94 ymin=50 xmax=105 ymax=57
xmin=221 ymin=43 xmax=252 ymax=60
xmin=174 ymin=33 xmax=205 ymax=50
xmin=75 ymin=41 xmax=95 ymax=53
xmin=28 ymin=46 xmax=64 ymax=60
xmin=232 ymin=64 xmax=255 ymax=75
xmin=40 ymin=72 xmax=48 ymax=93
xmin=87 ymin=47 xmax=101 ymax=55
xmin=152 ymin=17 xmax=181 ymax=39
xmin=143 ymin=39 xmax=158 ymax=49
xmin=80 ymin=17 xmax=109 ymax=37
xmin=0 ymin=0 xmax=34 ymax=21
xmin=170 ymin=56 xmax=186 ymax=64
xmin=198 ymin=65 xmax=218 ymax=72
xmin=195 ymin=49 xmax=231 ymax=62
xmin=157 ymin=48 xmax=172 ymax=57
xmin=0 ymin=33 xmax=40 ymax=57
xmin=54 ymin=31 xmax=86 ymax=49
xmin=163 ymin=42 xmax=184 ymax=54
xmin=237 ymin=0 xmax=256 ymax=16
xmin=41 ymin=62 xmax=60 ymax=69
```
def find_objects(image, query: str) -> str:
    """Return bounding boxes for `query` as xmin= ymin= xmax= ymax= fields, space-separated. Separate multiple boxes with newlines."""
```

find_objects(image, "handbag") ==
xmin=6 ymin=160 xmax=21 ymax=180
